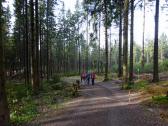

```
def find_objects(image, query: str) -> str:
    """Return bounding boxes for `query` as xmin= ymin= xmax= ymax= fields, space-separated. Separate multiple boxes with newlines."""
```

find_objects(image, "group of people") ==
xmin=81 ymin=72 xmax=96 ymax=85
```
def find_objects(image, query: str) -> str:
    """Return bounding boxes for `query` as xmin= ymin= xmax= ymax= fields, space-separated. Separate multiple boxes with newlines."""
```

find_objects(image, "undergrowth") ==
xmin=7 ymin=75 xmax=76 ymax=125
xmin=123 ymin=80 xmax=148 ymax=91
xmin=122 ymin=79 xmax=168 ymax=106
xmin=152 ymin=96 xmax=168 ymax=105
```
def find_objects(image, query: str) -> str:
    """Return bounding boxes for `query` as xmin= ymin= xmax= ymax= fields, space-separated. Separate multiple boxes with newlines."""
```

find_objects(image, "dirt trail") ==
xmin=31 ymin=80 xmax=167 ymax=126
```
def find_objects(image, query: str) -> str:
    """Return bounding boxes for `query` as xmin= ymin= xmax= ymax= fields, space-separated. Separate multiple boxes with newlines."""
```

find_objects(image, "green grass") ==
xmin=10 ymin=99 xmax=38 ymax=125
xmin=152 ymin=96 xmax=168 ymax=105
xmin=6 ymin=82 xmax=38 ymax=125
xmin=7 ymin=77 xmax=76 ymax=125
xmin=123 ymin=80 xmax=148 ymax=91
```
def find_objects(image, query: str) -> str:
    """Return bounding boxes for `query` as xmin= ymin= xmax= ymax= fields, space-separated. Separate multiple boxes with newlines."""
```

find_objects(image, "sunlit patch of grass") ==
xmin=146 ymin=85 xmax=168 ymax=96
xmin=122 ymin=80 xmax=168 ymax=97
xmin=96 ymin=75 xmax=104 ymax=82
xmin=152 ymin=95 xmax=168 ymax=105
xmin=156 ymin=80 xmax=168 ymax=85
xmin=134 ymin=80 xmax=148 ymax=90
xmin=123 ymin=80 xmax=148 ymax=91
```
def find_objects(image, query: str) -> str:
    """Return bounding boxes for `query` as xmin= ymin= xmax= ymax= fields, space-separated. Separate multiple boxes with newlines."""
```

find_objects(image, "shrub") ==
xmin=123 ymin=80 xmax=148 ymax=91
xmin=51 ymin=74 xmax=61 ymax=83
xmin=133 ymin=63 xmax=153 ymax=74
xmin=159 ymin=59 xmax=168 ymax=72
xmin=152 ymin=96 xmax=168 ymax=105
xmin=51 ymin=82 xmax=64 ymax=90
xmin=147 ymin=85 xmax=168 ymax=96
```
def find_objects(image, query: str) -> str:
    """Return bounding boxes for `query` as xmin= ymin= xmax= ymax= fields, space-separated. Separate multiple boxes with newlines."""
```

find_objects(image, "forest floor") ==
xmin=29 ymin=79 xmax=168 ymax=126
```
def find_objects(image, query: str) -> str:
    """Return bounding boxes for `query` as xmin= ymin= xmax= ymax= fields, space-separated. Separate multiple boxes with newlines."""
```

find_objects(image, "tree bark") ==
xmin=30 ymin=0 xmax=38 ymax=93
xmin=98 ymin=13 xmax=101 ymax=74
xmin=123 ymin=0 xmax=129 ymax=82
xmin=86 ymin=11 xmax=89 ymax=72
xmin=118 ymin=1 xmax=123 ymax=77
xmin=35 ymin=0 xmax=40 ymax=89
xmin=25 ymin=0 xmax=30 ymax=87
xmin=78 ymin=23 xmax=81 ymax=74
xmin=104 ymin=0 xmax=109 ymax=81
xmin=46 ymin=0 xmax=50 ymax=80
xmin=109 ymin=28 xmax=112 ymax=72
xmin=129 ymin=0 xmax=134 ymax=82
xmin=153 ymin=0 xmax=159 ymax=82
xmin=142 ymin=0 xmax=146 ymax=70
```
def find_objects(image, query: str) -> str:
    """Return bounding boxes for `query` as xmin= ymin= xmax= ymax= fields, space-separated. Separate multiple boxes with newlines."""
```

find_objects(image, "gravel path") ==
xmin=31 ymin=80 xmax=168 ymax=126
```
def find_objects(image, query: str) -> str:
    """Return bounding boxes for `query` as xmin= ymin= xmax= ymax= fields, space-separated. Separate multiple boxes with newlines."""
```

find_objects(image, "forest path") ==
xmin=32 ymin=80 xmax=167 ymax=126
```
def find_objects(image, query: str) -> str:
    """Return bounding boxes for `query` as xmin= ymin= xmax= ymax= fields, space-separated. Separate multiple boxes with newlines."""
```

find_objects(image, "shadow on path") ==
xmin=31 ymin=80 xmax=167 ymax=126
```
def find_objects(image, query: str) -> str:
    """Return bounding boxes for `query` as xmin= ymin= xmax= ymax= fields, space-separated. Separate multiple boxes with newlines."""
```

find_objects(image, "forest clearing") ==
xmin=1 ymin=0 xmax=168 ymax=126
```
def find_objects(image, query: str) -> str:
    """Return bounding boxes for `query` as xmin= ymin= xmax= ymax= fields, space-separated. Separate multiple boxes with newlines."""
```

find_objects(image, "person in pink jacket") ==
xmin=91 ymin=72 xmax=96 ymax=85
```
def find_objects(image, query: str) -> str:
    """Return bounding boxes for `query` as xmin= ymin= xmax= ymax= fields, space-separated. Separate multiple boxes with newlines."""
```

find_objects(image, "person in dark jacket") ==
xmin=86 ymin=72 xmax=90 ymax=85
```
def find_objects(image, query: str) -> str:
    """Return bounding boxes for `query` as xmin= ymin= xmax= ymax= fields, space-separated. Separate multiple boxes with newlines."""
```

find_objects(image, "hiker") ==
xmin=91 ymin=72 xmax=96 ymax=85
xmin=81 ymin=72 xmax=86 ymax=85
xmin=86 ymin=72 xmax=90 ymax=85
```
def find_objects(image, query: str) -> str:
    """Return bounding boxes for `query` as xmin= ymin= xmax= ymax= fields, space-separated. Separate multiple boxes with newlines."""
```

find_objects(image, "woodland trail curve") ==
xmin=31 ymin=80 xmax=167 ymax=126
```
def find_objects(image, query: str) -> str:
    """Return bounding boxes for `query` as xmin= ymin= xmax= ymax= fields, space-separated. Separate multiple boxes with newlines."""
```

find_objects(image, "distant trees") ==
xmin=10 ymin=0 xmax=86 ymax=91
xmin=83 ymin=0 xmax=116 ymax=81
xmin=0 ymin=0 xmax=10 ymax=125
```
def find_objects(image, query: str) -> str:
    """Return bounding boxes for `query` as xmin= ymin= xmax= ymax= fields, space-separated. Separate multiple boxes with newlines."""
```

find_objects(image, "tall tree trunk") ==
xmin=142 ymin=0 xmax=146 ymax=70
xmin=25 ymin=0 xmax=30 ymax=87
xmin=86 ymin=12 xmax=89 ymax=72
xmin=98 ymin=13 xmax=101 ymax=74
xmin=78 ymin=23 xmax=81 ymax=74
xmin=118 ymin=1 xmax=123 ymax=77
xmin=23 ymin=0 xmax=26 ymax=86
xmin=104 ymin=0 xmax=109 ymax=81
xmin=39 ymin=18 xmax=43 ymax=83
xmin=123 ymin=0 xmax=129 ymax=82
xmin=153 ymin=0 xmax=159 ymax=82
xmin=146 ymin=50 xmax=149 ymax=64
xmin=109 ymin=28 xmax=112 ymax=72
xmin=46 ymin=0 xmax=49 ymax=80
xmin=0 ymin=1 xmax=10 ymax=125
xmin=129 ymin=0 xmax=134 ymax=82
xmin=30 ymin=0 xmax=38 ymax=93
xmin=35 ymin=0 xmax=40 ymax=89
